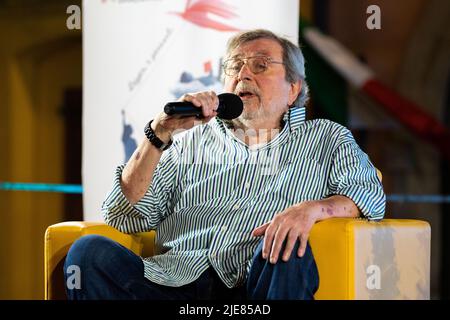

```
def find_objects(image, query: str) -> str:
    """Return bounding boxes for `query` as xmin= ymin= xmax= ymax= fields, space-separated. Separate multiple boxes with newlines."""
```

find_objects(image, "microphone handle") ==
xmin=164 ymin=102 xmax=223 ymax=118
xmin=164 ymin=102 xmax=202 ymax=117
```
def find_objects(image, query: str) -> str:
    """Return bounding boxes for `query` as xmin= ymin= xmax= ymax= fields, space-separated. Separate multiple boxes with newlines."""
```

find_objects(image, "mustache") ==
xmin=234 ymin=82 xmax=261 ymax=97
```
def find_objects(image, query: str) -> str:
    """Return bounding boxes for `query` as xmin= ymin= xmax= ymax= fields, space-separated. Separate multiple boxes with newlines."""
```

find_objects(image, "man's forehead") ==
xmin=230 ymin=50 xmax=271 ymax=58
xmin=229 ymin=39 xmax=282 ymax=58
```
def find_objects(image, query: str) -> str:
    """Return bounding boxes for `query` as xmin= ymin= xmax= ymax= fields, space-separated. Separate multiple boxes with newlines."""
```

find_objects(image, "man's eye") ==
xmin=252 ymin=61 xmax=266 ymax=70
xmin=230 ymin=62 xmax=242 ymax=70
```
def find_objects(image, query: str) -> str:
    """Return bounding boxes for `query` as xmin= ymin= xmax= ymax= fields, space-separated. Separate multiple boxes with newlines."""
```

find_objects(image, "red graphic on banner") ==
xmin=204 ymin=61 xmax=212 ymax=73
xmin=170 ymin=0 xmax=240 ymax=32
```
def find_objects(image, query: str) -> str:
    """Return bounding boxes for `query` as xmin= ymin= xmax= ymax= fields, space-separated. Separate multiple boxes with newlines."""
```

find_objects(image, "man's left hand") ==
xmin=251 ymin=201 xmax=321 ymax=264
xmin=251 ymin=195 xmax=360 ymax=264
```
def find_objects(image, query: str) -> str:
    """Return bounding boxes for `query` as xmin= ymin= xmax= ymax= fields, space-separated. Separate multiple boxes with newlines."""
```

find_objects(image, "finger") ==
xmin=193 ymin=92 xmax=213 ymax=117
xmin=180 ymin=94 xmax=202 ymax=107
xmin=199 ymin=95 xmax=213 ymax=118
xmin=192 ymin=93 xmax=206 ymax=116
xmin=206 ymin=92 xmax=219 ymax=117
xmin=252 ymin=222 xmax=270 ymax=237
xmin=185 ymin=93 xmax=206 ymax=118
xmin=210 ymin=91 xmax=219 ymax=114
xmin=269 ymin=225 xmax=289 ymax=264
xmin=297 ymin=233 xmax=310 ymax=257
xmin=179 ymin=94 xmax=205 ymax=119
xmin=282 ymin=231 xmax=299 ymax=262
xmin=184 ymin=92 xmax=217 ymax=118
xmin=262 ymin=222 xmax=278 ymax=260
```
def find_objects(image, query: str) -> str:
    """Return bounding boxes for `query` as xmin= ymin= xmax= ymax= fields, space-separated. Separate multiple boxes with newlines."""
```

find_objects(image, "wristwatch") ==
xmin=144 ymin=120 xmax=173 ymax=151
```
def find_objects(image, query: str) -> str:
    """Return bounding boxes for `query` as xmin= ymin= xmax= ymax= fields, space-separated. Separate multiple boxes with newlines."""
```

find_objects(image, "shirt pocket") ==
xmin=266 ymin=157 xmax=327 ymax=205
xmin=178 ymin=164 xmax=235 ymax=208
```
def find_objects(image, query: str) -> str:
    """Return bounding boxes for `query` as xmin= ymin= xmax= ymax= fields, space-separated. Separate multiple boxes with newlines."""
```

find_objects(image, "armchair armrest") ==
xmin=44 ymin=221 xmax=155 ymax=300
xmin=310 ymin=218 xmax=431 ymax=299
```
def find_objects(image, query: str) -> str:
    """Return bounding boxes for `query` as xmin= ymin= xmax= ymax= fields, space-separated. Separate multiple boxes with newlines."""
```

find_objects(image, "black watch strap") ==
xmin=144 ymin=120 xmax=173 ymax=151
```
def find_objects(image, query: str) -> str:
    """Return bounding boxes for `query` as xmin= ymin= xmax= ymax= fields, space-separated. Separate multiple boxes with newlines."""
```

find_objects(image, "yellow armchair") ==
xmin=44 ymin=218 xmax=430 ymax=300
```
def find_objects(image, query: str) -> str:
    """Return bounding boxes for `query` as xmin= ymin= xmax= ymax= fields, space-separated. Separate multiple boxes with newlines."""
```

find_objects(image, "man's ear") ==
xmin=288 ymin=80 xmax=302 ymax=106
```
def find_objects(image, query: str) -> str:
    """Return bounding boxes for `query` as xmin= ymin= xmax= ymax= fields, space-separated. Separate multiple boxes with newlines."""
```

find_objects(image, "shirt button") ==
xmin=233 ymin=204 xmax=240 ymax=210
xmin=245 ymin=182 xmax=251 ymax=189
xmin=221 ymin=226 xmax=228 ymax=232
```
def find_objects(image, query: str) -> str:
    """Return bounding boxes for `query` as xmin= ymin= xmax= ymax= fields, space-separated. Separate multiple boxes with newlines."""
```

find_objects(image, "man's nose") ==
xmin=237 ymin=62 xmax=253 ymax=81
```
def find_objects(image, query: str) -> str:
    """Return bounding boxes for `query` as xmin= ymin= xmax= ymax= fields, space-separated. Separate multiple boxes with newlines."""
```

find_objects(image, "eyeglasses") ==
xmin=222 ymin=56 xmax=284 ymax=77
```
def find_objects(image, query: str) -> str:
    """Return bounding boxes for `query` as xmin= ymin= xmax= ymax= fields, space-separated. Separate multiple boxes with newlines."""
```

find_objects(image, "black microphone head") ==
xmin=217 ymin=93 xmax=243 ymax=120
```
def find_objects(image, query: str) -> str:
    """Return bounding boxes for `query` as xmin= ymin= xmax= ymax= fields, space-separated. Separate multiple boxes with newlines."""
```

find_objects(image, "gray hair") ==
xmin=223 ymin=29 xmax=309 ymax=108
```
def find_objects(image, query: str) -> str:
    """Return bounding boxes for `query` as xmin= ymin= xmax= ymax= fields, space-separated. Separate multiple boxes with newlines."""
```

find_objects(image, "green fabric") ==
xmin=299 ymin=18 xmax=348 ymax=125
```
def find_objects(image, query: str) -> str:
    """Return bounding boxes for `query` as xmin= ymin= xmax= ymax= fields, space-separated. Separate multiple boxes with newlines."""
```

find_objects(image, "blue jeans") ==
xmin=63 ymin=234 xmax=319 ymax=300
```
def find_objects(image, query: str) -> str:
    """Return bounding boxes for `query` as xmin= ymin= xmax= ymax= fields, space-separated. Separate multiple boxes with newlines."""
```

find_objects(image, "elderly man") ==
xmin=64 ymin=29 xmax=385 ymax=300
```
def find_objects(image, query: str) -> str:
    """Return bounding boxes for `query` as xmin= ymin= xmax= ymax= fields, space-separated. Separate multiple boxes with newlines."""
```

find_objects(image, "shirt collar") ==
xmin=213 ymin=106 xmax=306 ymax=136
xmin=283 ymin=106 xmax=306 ymax=132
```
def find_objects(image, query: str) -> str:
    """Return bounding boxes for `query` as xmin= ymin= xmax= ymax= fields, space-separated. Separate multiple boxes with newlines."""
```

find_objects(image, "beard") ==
xmin=231 ymin=82 xmax=286 ymax=127
xmin=239 ymin=101 xmax=266 ymax=120
xmin=233 ymin=82 xmax=263 ymax=120
xmin=231 ymin=99 xmax=270 ymax=131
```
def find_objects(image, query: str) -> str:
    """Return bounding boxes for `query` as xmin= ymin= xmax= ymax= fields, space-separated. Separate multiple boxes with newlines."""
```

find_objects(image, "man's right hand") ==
xmin=121 ymin=91 xmax=219 ymax=205
xmin=152 ymin=91 xmax=219 ymax=143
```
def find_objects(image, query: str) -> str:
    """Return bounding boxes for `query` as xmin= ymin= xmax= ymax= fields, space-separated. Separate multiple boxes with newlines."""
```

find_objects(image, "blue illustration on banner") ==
xmin=121 ymin=60 xmax=223 ymax=162
xmin=170 ymin=60 xmax=223 ymax=99
xmin=121 ymin=109 xmax=138 ymax=163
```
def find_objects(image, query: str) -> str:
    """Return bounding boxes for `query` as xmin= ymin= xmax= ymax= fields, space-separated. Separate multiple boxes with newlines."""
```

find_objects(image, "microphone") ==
xmin=164 ymin=93 xmax=243 ymax=120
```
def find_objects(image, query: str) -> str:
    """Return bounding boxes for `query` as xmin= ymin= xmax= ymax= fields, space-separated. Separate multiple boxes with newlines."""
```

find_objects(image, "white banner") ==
xmin=83 ymin=0 xmax=299 ymax=220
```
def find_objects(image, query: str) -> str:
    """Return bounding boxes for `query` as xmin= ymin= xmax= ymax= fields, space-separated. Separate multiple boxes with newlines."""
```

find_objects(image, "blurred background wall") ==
xmin=0 ymin=0 xmax=448 ymax=299
xmin=302 ymin=0 xmax=449 ymax=299
xmin=0 ymin=0 xmax=82 ymax=299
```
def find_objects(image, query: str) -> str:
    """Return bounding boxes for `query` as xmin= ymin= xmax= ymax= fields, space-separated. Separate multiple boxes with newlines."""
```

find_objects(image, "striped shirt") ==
xmin=102 ymin=106 xmax=385 ymax=288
